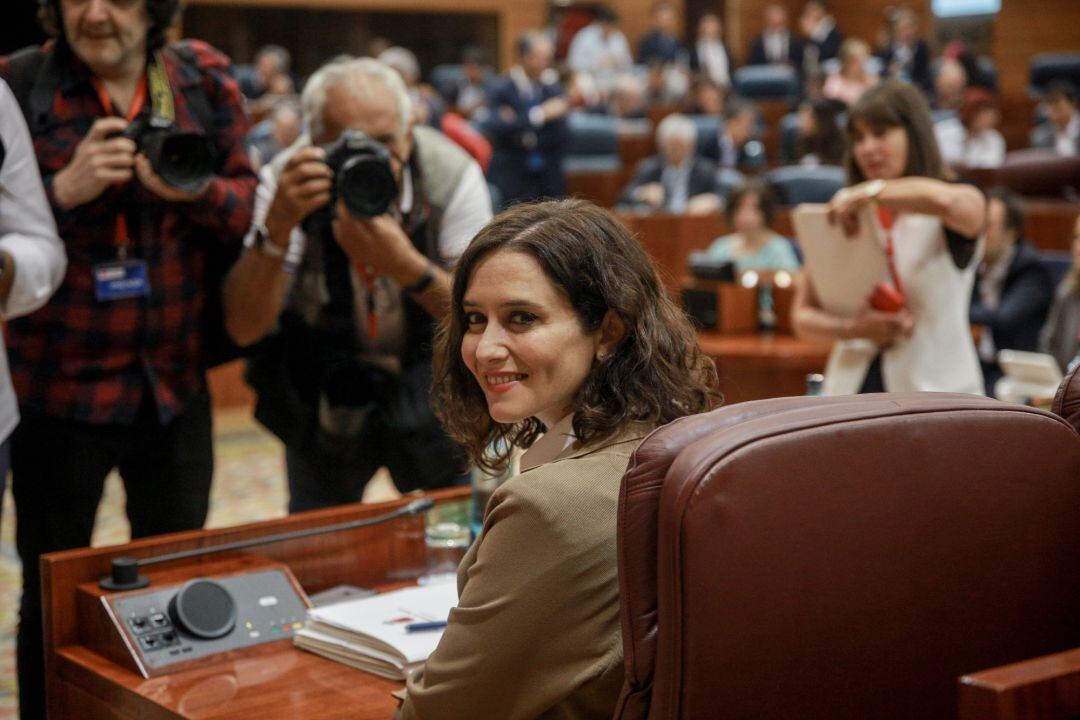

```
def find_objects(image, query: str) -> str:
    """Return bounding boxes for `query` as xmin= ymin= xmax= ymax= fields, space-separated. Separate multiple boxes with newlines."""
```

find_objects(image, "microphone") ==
xmin=100 ymin=497 xmax=436 ymax=591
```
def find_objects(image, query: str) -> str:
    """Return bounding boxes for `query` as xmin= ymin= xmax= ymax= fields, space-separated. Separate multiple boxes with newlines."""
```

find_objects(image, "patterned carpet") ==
xmin=0 ymin=407 xmax=399 ymax=717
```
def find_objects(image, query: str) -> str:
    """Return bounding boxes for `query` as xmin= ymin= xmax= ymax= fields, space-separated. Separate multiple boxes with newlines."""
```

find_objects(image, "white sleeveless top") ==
xmin=822 ymin=213 xmax=985 ymax=396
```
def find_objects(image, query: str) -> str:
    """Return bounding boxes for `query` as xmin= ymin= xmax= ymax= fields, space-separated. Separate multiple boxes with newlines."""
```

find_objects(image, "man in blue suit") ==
xmin=484 ymin=32 xmax=569 ymax=205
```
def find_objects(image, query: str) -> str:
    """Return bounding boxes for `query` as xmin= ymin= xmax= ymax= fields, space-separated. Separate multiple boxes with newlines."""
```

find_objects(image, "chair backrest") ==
xmin=616 ymin=392 xmax=1080 ymax=720
xmin=765 ymin=164 xmax=847 ymax=205
xmin=734 ymin=65 xmax=802 ymax=104
xmin=563 ymin=112 xmax=621 ymax=172
xmin=992 ymin=150 xmax=1080 ymax=199
xmin=1028 ymin=52 xmax=1080 ymax=98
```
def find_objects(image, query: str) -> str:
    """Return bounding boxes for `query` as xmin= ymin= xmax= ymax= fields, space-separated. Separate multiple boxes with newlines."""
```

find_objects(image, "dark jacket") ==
xmin=637 ymin=31 xmax=685 ymax=65
xmin=876 ymin=39 xmax=931 ymax=90
xmin=970 ymin=241 xmax=1054 ymax=393
xmin=617 ymin=155 xmax=719 ymax=209
xmin=483 ymin=72 xmax=568 ymax=205
xmin=805 ymin=25 xmax=843 ymax=65
xmin=747 ymin=32 xmax=803 ymax=70
xmin=1030 ymin=120 xmax=1080 ymax=154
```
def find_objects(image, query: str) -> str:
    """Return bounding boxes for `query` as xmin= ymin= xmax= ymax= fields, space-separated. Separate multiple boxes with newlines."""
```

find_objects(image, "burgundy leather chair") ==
xmin=616 ymin=390 xmax=1080 ymax=720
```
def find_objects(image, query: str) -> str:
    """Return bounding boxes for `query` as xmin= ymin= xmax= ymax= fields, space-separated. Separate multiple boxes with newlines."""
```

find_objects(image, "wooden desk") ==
xmin=697 ymin=331 xmax=831 ymax=405
xmin=42 ymin=489 xmax=469 ymax=719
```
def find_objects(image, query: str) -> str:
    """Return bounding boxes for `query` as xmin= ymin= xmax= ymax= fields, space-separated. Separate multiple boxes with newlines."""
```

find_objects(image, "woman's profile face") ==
xmin=733 ymin=193 xmax=765 ymax=234
xmin=460 ymin=250 xmax=602 ymax=429
xmin=851 ymin=118 xmax=909 ymax=180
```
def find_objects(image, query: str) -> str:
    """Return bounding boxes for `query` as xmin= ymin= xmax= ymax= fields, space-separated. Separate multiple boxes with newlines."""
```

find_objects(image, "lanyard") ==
xmin=92 ymin=73 xmax=147 ymax=259
xmin=90 ymin=52 xmax=174 ymax=260
xmin=355 ymin=263 xmax=379 ymax=340
xmin=877 ymin=206 xmax=905 ymax=296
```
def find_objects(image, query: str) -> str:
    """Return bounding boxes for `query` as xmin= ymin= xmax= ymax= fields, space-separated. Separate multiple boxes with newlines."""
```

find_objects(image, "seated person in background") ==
xmin=747 ymin=3 xmax=803 ymax=71
xmin=395 ymin=199 xmax=719 ymax=719
xmin=566 ymin=5 xmax=633 ymax=91
xmin=645 ymin=60 xmax=691 ymax=107
xmin=637 ymin=1 xmax=685 ymax=66
xmin=565 ymin=70 xmax=605 ymax=113
xmin=379 ymin=46 xmax=446 ymax=128
xmin=961 ymin=91 xmax=1005 ymax=168
xmin=238 ymin=44 xmax=293 ymax=100
xmin=1039 ymin=213 xmax=1080 ymax=371
xmin=446 ymin=46 xmax=490 ymax=118
xmin=932 ymin=58 xmax=968 ymax=114
xmin=684 ymin=77 xmax=728 ymax=116
xmin=246 ymin=99 xmax=303 ymax=172
xmin=970 ymin=189 xmax=1053 ymax=396
xmin=799 ymin=0 xmax=844 ymax=79
xmin=704 ymin=98 xmax=766 ymax=170
xmin=792 ymin=80 xmax=986 ymax=396
xmin=689 ymin=13 xmax=735 ymax=90
xmin=794 ymin=98 xmax=845 ymax=166
xmin=1031 ymin=81 xmax=1080 ymax=156
xmin=822 ymin=37 xmax=878 ymax=107
xmin=875 ymin=8 xmax=931 ymax=90
xmin=608 ymin=73 xmax=649 ymax=120
xmin=697 ymin=179 xmax=800 ymax=272
xmin=618 ymin=114 xmax=722 ymax=215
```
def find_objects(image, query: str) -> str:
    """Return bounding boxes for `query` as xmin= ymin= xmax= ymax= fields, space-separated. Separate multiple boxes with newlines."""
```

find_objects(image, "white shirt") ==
xmin=1054 ymin=113 xmax=1080 ymax=157
xmin=934 ymin=116 xmax=967 ymax=164
xmin=964 ymin=129 xmax=1006 ymax=168
xmin=566 ymin=23 xmax=633 ymax=80
xmin=696 ymin=40 xmax=731 ymax=87
xmin=0 ymin=80 xmax=67 ymax=442
xmin=763 ymin=30 xmax=790 ymax=64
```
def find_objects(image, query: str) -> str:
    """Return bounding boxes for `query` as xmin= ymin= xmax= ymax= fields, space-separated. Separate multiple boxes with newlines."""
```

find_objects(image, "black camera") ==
xmin=123 ymin=115 xmax=215 ymax=192
xmin=301 ymin=129 xmax=398 ymax=241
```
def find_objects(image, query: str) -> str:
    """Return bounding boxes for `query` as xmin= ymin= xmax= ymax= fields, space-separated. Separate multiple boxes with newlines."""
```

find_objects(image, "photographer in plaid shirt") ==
xmin=0 ymin=0 xmax=256 ymax=716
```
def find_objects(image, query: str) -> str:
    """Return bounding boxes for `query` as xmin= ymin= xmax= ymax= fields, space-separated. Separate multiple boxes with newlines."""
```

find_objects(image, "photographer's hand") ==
xmin=264 ymin=147 xmax=333 ymax=240
xmin=52 ymin=117 xmax=136 ymax=210
xmin=331 ymin=204 xmax=427 ymax=286
xmin=134 ymin=155 xmax=211 ymax=202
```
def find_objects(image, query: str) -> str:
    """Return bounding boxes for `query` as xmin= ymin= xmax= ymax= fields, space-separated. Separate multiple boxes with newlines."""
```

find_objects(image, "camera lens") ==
xmin=337 ymin=154 xmax=397 ymax=218
xmin=155 ymin=132 xmax=215 ymax=192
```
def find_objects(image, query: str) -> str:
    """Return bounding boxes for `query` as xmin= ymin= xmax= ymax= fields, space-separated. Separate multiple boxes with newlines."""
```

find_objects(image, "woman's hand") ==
xmin=827 ymin=181 xmax=879 ymax=237
xmin=843 ymin=307 xmax=915 ymax=347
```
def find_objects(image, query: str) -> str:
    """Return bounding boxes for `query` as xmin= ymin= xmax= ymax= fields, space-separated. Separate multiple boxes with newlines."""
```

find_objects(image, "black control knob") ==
xmin=168 ymin=579 xmax=237 ymax=639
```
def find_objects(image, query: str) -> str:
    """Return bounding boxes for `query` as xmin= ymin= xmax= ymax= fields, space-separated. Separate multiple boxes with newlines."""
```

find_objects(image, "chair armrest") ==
xmin=958 ymin=647 xmax=1080 ymax=720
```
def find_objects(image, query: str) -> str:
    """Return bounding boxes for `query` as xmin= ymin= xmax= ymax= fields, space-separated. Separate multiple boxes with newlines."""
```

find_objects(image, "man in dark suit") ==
xmin=799 ymin=1 xmax=843 ymax=77
xmin=747 ymin=3 xmax=803 ymax=71
xmin=699 ymin=99 xmax=767 ymax=171
xmin=637 ymin=1 xmax=685 ymax=66
xmin=618 ymin=114 xmax=721 ymax=214
xmin=970 ymin=189 xmax=1054 ymax=397
xmin=1030 ymin=81 xmax=1080 ymax=156
xmin=875 ymin=7 xmax=931 ymax=90
xmin=483 ymin=32 xmax=569 ymax=205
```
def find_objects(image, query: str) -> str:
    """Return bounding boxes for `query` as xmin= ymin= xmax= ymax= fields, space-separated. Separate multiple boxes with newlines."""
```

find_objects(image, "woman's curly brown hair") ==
xmin=38 ymin=0 xmax=181 ymax=54
xmin=432 ymin=199 xmax=721 ymax=475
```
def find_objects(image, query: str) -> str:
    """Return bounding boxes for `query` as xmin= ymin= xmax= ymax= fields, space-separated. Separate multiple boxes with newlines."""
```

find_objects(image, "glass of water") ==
xmin=424 ymin=500 xmax=471 ymax=578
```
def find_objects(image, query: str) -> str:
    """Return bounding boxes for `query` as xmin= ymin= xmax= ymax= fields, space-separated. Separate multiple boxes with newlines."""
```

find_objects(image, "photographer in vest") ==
xmin=0 ymin=0 xmax=256 ymax=716
xmin=225 ymin=57 xmax=492 ymax=511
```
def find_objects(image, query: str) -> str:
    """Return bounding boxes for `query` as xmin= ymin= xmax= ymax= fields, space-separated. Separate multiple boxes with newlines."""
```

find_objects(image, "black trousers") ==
xmin=11 ymin=391 xmax=213 ymax=720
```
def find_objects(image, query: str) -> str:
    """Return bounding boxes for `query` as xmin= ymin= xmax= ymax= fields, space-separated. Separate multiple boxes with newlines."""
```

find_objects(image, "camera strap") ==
xmin=91 ymin=52 xmax=173 ymax=260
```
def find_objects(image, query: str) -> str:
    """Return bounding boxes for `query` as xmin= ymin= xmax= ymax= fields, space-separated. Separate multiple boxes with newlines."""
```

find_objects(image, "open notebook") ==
xmin=294 ymin=579 xmax=458 ymax=681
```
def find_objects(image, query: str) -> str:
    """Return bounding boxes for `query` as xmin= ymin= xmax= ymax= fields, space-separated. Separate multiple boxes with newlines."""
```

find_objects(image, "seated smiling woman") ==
xmin=395 ymin=199 xmax=719 ymax=719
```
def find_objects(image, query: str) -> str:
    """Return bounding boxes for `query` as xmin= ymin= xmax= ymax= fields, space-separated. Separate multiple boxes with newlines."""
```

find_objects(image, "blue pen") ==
xmin=405 ymin=621 xmax=447 ymax=633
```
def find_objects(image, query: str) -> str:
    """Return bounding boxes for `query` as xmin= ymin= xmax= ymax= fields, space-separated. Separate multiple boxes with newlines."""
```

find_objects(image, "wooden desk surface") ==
xmin=43 ymin=489 xmax=470 ymax=719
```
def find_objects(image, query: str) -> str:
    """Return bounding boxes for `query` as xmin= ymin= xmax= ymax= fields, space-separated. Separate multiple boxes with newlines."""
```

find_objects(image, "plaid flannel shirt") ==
xmin=0 ymin=40 xmax=256 ymax=424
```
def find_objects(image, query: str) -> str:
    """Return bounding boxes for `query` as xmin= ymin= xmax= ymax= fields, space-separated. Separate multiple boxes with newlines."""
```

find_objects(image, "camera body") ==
xmin=303 ymin=130 xmax=398 ymax=239
xmin=123 ymin=115 xmax=215 ymax=192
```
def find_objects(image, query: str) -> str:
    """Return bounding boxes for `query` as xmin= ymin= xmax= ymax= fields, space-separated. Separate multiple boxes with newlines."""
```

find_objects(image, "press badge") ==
xmin=94 ymin=260 xmax=150 ymax=301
